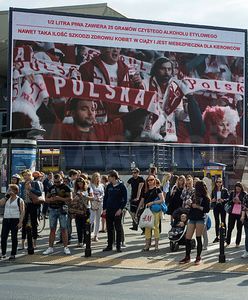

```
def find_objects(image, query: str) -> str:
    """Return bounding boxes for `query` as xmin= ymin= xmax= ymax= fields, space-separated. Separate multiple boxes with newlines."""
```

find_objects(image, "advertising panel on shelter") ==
xmin=11 ymin=148 xmax=37 ymax=175
xmin=9 ymin=8 xmax=246 ymax=145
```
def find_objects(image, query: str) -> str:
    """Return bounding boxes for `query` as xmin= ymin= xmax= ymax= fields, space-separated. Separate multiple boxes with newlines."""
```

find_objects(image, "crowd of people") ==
xmin=1 ymin=167 xmax=248 ymax=265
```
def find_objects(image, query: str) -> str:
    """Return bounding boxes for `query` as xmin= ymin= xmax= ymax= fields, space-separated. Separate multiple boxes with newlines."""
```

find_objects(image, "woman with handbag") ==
xmin=179 ymin=180 xmax=210 ymax=265
xmin=90 ymin=172 xmax=105 ymax=242
xmin=225 ymin=182 xmax=246 ymax=247
xmin=211 ymin=178 xmax=229 ymax=243
xmin=136 ymin=175 xmax=165 ymax=252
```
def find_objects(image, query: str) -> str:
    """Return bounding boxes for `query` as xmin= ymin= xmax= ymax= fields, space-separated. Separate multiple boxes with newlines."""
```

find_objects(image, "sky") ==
xmin=1 ymin=0 xmax=248 ymax=29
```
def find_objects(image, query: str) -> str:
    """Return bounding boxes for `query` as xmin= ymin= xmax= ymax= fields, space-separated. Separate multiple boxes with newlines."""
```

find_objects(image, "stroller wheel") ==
xmin=190 ymin=239 xmax=196 ymax=249
xmin=170 ymin=241 xmax=179 ymax=252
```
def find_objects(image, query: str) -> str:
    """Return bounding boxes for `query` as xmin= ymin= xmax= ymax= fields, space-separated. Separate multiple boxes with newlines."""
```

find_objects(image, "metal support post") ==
xmin=219 ymin=222 xmax=226 ymax=263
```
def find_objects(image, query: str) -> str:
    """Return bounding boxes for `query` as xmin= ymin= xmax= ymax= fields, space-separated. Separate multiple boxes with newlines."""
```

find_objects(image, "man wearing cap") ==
xmin=32 ymin=171 xmax=45 ymax=195
xmin=43 ymin=174 xmax=72 ymax=255
xmin=127 ymin=168 xmax=145 ymax=230
xmin=11 ymin=174 xmax=22 ymax=195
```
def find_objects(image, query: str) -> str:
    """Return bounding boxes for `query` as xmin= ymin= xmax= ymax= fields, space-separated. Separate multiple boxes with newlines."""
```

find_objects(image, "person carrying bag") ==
xmin=139 ymin=207 xmax=154 ymax=229
xmin=225 ymin=182 xmax=246 ymax=247
xmin=136 ymin=175 xmax=165 ymax=252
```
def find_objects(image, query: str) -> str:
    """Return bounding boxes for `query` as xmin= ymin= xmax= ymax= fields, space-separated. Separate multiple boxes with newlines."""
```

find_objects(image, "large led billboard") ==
xmin=9 ymin=8 xmax=246 ymax=145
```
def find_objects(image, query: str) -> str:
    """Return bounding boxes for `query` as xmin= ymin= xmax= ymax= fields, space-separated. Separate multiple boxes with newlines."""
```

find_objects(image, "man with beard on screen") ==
xmin=49 ymin=98 xmax=148 ymax=142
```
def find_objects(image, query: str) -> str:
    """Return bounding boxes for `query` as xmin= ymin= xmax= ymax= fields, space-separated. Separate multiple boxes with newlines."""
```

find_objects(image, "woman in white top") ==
xmin=90 ymin=172 xmax=105 ymax=242
xmin=0 ymin=184 xmax=25 ymax=260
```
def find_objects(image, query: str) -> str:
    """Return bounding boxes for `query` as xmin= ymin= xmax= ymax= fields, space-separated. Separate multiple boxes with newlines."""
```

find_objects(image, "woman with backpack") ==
xmin=0 ymin=184 xmax=25 ymax=260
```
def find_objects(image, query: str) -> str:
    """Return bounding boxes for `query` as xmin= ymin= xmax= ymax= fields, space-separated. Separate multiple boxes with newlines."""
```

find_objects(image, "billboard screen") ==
xmin=10 ymin=8 xmax=246 ymax=145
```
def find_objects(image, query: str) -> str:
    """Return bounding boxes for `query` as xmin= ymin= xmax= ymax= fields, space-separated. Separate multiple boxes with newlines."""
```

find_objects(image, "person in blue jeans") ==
xmin=43 ymin=174 xmax=72 ymax=256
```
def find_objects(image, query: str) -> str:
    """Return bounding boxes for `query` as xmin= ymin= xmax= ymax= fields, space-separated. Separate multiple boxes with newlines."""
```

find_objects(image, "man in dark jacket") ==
xmin=102 ymin=170 xmax=127 ymax=252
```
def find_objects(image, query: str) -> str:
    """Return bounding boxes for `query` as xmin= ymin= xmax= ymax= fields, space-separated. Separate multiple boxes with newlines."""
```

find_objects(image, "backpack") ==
xmin=17 ymin=197 xmax=20 ymax=211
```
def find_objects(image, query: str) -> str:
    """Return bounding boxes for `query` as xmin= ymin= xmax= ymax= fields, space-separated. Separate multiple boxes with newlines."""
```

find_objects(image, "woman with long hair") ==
xmin=90 ymin=172 xmax=105 ymax=242
xmin=70 ymin=177 xmax=92 ymax=247
xmin=164 ymin=174 xmax=178 ymax=205
xmin=211 ymin=177 xmax=229 ymax=243
xmin=179 ymin=180 xmax=210 ymax=265
xmin=99 ymin=175 xmax=109 ymax=233
xmin=136 ymin=175 xmax=165 ymax=252
xmin=225 ymin=182 xmax=246 ymax=247
xmin=181 ymin=175 xmax=195 ymax=209
xmin=167 ymin=175 xmax=186 ymax=223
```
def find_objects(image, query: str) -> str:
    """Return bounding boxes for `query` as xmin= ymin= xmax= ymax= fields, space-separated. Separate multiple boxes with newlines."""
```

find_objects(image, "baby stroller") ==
xmin=168 ymin=208 xmax=196 ymax=252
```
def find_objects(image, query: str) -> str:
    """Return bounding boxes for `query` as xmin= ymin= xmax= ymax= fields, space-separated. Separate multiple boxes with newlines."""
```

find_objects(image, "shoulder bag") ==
xmin=29 ymin=191 xmax=45 ymax=205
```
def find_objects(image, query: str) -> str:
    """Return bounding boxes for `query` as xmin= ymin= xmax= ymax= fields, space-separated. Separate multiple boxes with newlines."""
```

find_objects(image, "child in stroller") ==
xmin=168 ymin=208 xmax=196 ymax=252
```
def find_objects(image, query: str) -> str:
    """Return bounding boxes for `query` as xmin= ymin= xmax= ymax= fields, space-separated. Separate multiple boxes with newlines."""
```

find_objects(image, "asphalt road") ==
xmin=0 ymin=263 xmax=247 ymax=300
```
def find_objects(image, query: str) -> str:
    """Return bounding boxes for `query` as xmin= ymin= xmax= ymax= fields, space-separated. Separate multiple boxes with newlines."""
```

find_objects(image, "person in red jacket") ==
xmin=79 ymin=47 xmax=143 ymax=123
xmin=48 ymin=98 xmax=148 ymax=142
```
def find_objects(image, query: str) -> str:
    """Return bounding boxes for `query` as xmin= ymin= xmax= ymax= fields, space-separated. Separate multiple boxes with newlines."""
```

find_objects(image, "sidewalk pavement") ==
xmin=1 ymin=212 xmax=248 ymax=274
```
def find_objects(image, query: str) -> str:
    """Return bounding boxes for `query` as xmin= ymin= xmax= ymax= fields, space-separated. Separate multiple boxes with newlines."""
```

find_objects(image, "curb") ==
xmin=2 ymin=253 xmax=248 ymax=274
